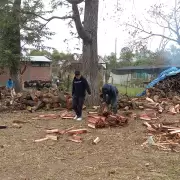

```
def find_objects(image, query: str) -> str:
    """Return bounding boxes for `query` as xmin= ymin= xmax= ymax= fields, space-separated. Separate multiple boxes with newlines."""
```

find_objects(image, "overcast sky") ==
xmin=43 ymin=0 xmax=174 ymax=56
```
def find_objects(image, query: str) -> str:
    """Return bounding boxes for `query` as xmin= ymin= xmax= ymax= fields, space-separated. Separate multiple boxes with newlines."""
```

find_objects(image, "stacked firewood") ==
xmin=147 ymin=73 xmax=180 ymax=98
xmin=116 ymin=95 xmax=180 ymax=116
xmin=116 ymin=73 xmax=180 ymax=111
xmin=0 ymin=88 xmax=72 ymax=112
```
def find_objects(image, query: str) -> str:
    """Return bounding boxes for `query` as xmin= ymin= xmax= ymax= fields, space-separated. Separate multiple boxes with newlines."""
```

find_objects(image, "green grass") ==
xmin=115 ymin=84 xmax=144 ymax=97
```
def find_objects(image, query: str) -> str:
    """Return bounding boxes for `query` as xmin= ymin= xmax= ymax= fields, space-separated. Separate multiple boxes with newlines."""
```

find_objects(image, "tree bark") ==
xmin=10 ymin=0 xmax=22 ymax=92
xmin=10 ymin=73 xmax=21 ymax=92
xmin=81 ymin=0 xmax=99 ymax=106
xmin=70 ymin=0 xmax=99 ymax=106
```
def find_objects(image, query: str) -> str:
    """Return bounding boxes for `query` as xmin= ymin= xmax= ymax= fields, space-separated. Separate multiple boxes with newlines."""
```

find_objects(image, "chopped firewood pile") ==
xmin=0 ymin=87 xmax=73 ymax=112
xmin=146 ymin=73 xmax=180 ymax=98
xmin=87 ymin=104 xmax=128 ymax=128
xmin=1 ymin=86 xmax=180 ymax=117
xmin=118 ymin=96 xmax=180 ymax=115
xmin=88 ymin=114 xmax=128 ymax=128
xmin=143 ymin=121 xmax=180 ymax=152
xmin=118 ymin=73 xmax=180 ymax=113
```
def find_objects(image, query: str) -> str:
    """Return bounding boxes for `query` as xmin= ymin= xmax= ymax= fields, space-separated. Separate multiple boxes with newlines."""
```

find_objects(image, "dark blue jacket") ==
xmin=72 ymin=76 xmax=91 ymax=97
xmin=102 ymin=84 xmax=118 ymax=104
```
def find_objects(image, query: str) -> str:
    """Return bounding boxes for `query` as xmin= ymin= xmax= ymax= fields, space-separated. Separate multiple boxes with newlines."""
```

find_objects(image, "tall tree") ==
xmin=0 ymin=0 xmax=53 ymax=91
xmin=104 ymin=53 xmax=118 ymax=69
xmin=42 ymin=0 xmax=99 ymax=105
xmin=120 ymin=47 xmax=134 ymax=62
xmin=1 ymin=0 xmax=100 ymax=104
xmin=29 ymin=49 xmax=73 ymax=62
xmin=0 ymin=0 xmax=22 ymax=91
xmin=51 ymin=49 xmax=73 ymax=62
xmin=29 ymin=49 xmax=51 ymax=57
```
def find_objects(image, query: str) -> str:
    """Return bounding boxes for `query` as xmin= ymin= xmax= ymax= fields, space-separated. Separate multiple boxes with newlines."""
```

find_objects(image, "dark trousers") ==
xmin=110 ymin=96 xmax=118 ymax=114
xmin=72 ymin=96 xmax=84 ymax=117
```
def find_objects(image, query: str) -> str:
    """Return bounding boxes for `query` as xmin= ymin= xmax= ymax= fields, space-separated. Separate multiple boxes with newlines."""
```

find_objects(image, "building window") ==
xmin=132 ymin=72 xmax=148 ymax=80
xmin=132 ymin=73 xmax=137 ymax=79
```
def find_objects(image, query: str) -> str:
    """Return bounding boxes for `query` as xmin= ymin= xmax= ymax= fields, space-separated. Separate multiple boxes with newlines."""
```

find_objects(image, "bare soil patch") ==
xmin=0 ymin=111 xmax=180 ymax=180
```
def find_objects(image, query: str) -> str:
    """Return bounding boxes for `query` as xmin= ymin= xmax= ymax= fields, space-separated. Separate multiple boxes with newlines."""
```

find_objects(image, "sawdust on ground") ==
xmin=0 ymin=111 xmax=180 ymax=180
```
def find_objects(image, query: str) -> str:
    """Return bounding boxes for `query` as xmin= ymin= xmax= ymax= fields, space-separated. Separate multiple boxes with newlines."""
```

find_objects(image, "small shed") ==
xmin=22 ymin=56 xmax=52 ymax=81
xmin=0 ymin=56 xmax=52 ymax=86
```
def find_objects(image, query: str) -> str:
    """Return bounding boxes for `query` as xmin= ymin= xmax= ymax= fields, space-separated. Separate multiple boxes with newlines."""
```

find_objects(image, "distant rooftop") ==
xmin=23 ymin=56 xmax=52 ymax=62
xmin=112 ymin=65 xmax=180 ymax=75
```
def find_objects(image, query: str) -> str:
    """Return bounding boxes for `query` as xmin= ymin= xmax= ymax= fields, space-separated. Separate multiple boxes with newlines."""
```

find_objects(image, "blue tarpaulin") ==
xmin=137 ymin=67 xmax=180 ymax=96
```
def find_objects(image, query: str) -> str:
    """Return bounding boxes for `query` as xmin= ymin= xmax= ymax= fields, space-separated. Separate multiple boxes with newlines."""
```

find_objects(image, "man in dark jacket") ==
xmin=72 ymin=70 xmax=91 ymax=121
xmin=101 ymin=84 xmax=118 ymax=114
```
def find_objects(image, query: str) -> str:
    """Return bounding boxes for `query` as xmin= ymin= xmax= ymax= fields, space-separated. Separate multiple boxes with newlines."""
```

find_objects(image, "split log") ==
xmin=139 ymin=114 xmax=151 ymax=121
xmin=66 ymin=129 xmax=88 ymax=135
xmin=68 ymin=135 xmax=82 ymax=143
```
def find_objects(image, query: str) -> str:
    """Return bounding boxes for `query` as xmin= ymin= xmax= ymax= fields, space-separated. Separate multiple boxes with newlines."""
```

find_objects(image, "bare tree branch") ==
xmin=126 ymin=23 xmax=179 ymax=44
xmin=158 ymin=38 xmax=169 ymax=51
xmin=158 ymin=28 xmax=169 ymax=50
xmin=126 ymin=1 xmax=180 ymax=46
xmin=21 ymin=10 xmax=73 ymax=22
xmin=19 ymin=9 xmax=73 ymax=30
xmin=157 ymin=14 xmax=178 ymax=35
xmin=72 ymin=4 xmax=92 ymax=42
xmin=145 ymin=12 xmax=178 ymax=36
xmin=36 ymin=15 xmax=73 ymax=22
xmin=174 ymin=0 xmax=180 ymax=38
xmin=36 ymin=14 xmax=73 ymax=30
xmin=20 ymin=0 xmax=90 ymax=43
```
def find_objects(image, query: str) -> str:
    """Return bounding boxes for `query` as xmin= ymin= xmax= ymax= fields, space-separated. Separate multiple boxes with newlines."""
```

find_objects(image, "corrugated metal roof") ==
xmin=113 ymin=65 xmax=180 ymax=71
xmin=112 ymin=65 xmax=180 ymax=75
xmin=24 ymin=56 xmax=52 ymax=62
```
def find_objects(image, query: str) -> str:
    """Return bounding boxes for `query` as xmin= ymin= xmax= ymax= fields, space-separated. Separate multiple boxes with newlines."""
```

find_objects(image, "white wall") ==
xmin=108 ymin=72 xmax=131 ymax=85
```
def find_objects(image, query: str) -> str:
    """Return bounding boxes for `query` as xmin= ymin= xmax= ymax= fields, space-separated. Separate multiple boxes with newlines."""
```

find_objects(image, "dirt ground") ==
xmin=0 ymin=110 xmax=180 ymax=180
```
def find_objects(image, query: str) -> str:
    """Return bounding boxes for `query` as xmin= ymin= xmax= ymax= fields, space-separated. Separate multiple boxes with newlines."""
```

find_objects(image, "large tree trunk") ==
xmin=10 ymin=72 xmax=21 ymax=92
xmin=69 ymin=0 xmax=99 ymax=106
xmin=82 ymin=0 xmax=99 ymax=106
xmin=10 ymin=0 xmax=22 ymax=92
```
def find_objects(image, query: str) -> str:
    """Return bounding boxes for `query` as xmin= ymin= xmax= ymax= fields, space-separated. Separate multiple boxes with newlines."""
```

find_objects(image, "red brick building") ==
xmin=0 ymin=56 xmax=52 ymax=86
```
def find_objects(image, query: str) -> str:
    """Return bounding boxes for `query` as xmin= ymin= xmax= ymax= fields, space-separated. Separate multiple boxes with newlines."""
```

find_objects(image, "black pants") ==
xmin=72 ymin=96 xmax=84 ymax=117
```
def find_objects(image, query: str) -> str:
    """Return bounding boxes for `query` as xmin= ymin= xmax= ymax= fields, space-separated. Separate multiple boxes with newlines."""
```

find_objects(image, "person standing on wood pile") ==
xmin=6 ymin=78 xmax=16 ymax=97
xmin=6 ymin=78 xmax=14 ymax=90
xmin=101 ymin=84 xmax=118 ymax=114
xmin=72 ymin=70 xmax=91 ymax=121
